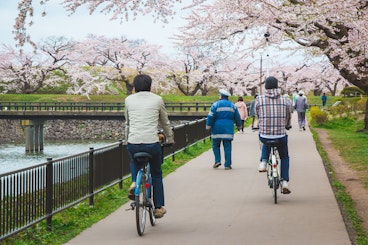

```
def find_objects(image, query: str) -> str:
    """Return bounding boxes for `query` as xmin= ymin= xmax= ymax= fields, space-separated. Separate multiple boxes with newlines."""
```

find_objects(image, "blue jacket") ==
xmin=206 ymin=99 xmax=242 ymax=140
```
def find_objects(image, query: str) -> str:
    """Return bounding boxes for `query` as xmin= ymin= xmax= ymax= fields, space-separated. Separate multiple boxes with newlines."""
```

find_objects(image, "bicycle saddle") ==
xmin=133 ymin=152 xmax=152 ymax=163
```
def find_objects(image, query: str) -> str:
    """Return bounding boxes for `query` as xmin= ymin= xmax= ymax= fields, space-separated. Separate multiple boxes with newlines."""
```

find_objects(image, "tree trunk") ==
xmin=125 ymin=81 xmax=134 ymax=95
xmin=365 ymin=98 xmax=368 ymax=130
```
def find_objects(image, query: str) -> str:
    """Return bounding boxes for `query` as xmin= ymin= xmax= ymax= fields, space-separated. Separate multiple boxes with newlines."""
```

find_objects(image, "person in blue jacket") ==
xmin=206 ymin=89 xmax=242 ymax=170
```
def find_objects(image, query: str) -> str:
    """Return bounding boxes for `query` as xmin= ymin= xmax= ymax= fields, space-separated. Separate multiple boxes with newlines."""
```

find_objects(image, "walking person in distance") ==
xmin=206 ymin=89 xmax=242 ymax=170
xmin=249 ymin=94 xmax=259 ymax=130
xmin=295 ymin=90 xmax=309 ymax=131
xmin=235 ymin=96 xmax=248 ymax=133
xmin=321 ymin=92 xmax=328 ymax=107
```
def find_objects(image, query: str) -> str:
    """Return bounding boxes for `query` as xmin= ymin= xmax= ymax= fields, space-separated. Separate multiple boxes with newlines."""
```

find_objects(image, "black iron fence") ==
xmin=0 ymin=118 xmax=210 ymax=241
xmin=0 ymin=102 xmax=212 ymax=112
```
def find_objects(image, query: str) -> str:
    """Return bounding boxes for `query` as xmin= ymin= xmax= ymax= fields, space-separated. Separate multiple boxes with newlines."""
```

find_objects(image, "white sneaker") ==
xmin=282 ymin=181 xmax=291 ymax=194
xmin=258 ymin=161 xmax=266 ymax=172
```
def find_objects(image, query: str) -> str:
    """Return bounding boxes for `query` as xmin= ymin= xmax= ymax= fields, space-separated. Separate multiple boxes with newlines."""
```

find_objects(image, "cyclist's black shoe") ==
xmin=213 ymin=162 xmax=221 ymax=168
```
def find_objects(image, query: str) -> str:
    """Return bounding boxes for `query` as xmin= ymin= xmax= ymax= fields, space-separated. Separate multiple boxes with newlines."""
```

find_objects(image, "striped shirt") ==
xmin=255 ymin=89 xmax=292 ymax=138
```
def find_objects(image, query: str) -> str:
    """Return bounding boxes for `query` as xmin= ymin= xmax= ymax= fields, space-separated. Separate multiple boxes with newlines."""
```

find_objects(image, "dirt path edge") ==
xmin=314 ymin=128 xmax=368 ymax=243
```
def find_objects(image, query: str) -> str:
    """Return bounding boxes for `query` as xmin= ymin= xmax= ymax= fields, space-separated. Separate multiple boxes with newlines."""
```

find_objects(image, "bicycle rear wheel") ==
xmin=148 ymin=197 xmax=156 ymax=226
xmin=135 ymin=176 xmax=147 ymax=236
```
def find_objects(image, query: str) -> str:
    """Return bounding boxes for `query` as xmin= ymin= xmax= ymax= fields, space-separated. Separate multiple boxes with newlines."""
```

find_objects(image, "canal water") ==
xmin=0 ymin=140 xmax=116 ymax=174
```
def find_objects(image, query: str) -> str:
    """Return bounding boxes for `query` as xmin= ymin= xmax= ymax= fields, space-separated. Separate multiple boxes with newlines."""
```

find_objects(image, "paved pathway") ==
xmin=65 ymin=116 xmax=351 ymax=245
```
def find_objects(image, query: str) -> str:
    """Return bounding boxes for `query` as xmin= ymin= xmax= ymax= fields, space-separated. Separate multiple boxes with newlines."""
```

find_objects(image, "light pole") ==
xmin=264 ymin=31 xmax=270 ymax=78
xmin=259 ymin=54 xmax=263 ymax=94
xmin=259 ymin=32 xmax=270 ymax=94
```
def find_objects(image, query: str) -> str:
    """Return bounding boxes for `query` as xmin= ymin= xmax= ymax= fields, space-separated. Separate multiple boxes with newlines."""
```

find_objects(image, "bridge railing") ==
xmin=0 ymin=102 xmax=213 ymax=112
xmin=0 ymin=118 xmax=210 ymax=241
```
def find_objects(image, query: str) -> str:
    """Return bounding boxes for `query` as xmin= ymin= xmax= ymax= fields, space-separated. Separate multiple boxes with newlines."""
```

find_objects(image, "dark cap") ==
xmin=265 ymin=76 xmax=278 ymax=89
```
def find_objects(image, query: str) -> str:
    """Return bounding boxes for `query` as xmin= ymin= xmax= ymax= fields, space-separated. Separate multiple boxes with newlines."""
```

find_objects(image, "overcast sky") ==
xmin=0 ymin=1 xmax=187 ymax=54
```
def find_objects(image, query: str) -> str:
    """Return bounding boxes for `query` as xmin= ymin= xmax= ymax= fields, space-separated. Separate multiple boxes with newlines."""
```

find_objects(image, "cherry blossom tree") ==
xmin=178 ymin=0 xmax=368 ymax=128
xmin=167 ymin=48 xmax=219 ymax=96
xmin=13 ymin=0 xmax=207 ymax=49
xmin=72 ymin=35 xmax=169 ymax=95
xmin=13 ymin=1 xmax=368 ymax=128
xmin=0 ymin=37 xmax=108 ymax=97
xmin=0 ymin=38 xmax=71 ymax=93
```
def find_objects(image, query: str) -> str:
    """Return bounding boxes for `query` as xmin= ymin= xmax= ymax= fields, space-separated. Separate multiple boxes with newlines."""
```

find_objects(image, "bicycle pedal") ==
xmin=125 ymin=202 xmax=136 ymax=211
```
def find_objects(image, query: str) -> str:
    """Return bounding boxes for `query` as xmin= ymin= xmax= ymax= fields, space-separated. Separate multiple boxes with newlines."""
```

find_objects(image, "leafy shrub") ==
xmin=310 ymin=106 xmax=328 ymax=125
xmin=356 ymin=98 xmax=367 ymax=112
xmin=340 ymin=86 xmax=365 ymax=97
xmin=329 ymin=104 xmax=349 ymax=117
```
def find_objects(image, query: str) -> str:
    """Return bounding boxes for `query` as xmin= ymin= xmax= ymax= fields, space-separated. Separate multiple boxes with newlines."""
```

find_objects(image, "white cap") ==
xmin=298 ymin=90 xmax=304 ymax=95
xmin=219 ymin=89 xmax=231 ymax=97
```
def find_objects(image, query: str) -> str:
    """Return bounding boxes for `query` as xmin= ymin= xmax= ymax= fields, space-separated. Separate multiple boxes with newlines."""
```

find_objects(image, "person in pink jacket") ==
xmin=235 ymin=96 xmax=248 ymax=133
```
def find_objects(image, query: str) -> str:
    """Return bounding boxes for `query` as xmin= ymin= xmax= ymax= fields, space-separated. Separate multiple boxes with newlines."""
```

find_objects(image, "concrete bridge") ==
xmin=0 ymin=102 xmax=210 ymax=120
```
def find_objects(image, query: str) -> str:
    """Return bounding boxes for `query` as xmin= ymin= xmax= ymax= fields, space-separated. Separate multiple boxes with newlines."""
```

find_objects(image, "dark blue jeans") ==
xmin=212 ymin=138 xmax=232 ymax=167
xmin=259 ymin=135 xmax=290 ymax=182
xmin=126 ymin=143 xmax=164 ymax=208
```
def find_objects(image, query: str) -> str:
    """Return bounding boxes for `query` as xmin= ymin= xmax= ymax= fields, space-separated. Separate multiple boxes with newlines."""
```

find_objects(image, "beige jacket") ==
xmin=124 ymin=91 xmax=174 ymax=144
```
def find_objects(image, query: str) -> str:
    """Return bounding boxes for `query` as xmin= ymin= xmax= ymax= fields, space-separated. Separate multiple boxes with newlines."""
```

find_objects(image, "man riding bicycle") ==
xmin=255 ymin=76 xmax=292 ymax=194
xmin=125 ymin=74 xmax=174 ymax=218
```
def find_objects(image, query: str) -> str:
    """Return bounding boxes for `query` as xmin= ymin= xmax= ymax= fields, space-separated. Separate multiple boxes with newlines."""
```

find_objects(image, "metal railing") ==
xmin=0 ymin=102 xmax=212 ymax=112
xmin=0 ymin=118 xmax=210 ymax=241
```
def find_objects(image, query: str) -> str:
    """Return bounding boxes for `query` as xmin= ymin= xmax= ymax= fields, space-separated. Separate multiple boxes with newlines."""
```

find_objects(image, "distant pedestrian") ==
xmin=295 ymin=90 xmax=309 ymax=131
xmin=321 ymin=92 xmax=328 ymax=107
xmin=206 ymin=89 xmax=242 ymax=170
xmin=249 ymin=94 xmax=259 ymax=129
xmin=292 ymin=88 xmax=298 ymax=107
xmin=235 ymin=96 xmax=248 ymax=133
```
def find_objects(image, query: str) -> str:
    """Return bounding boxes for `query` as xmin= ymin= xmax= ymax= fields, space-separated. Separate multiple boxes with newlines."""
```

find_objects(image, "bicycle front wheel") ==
xmin=135 ymin=176 xmax=147 ymax=236
xmin=273 ymin=176 xmax=278 ymax=204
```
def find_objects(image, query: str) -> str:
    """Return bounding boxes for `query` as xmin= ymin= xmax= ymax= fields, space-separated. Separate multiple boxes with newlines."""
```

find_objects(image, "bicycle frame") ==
xmin=270 ymin=147 xmax=280 ymax=178
xmin=263 ymin=141 xmax=282 ymax=204
xmin=134 ymin=163 xmax=152 ymax=199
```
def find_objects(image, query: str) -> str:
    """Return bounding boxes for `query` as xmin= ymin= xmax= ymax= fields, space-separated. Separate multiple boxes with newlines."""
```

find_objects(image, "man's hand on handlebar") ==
xmin=158 ymin=133 xmax=166 ymax=143
xmin=158 ymin=132 xmax=175 ymax=146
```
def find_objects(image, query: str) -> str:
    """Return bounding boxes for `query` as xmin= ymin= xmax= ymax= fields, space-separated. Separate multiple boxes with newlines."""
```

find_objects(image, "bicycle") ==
xmin=127 ymin=142 xmax=172 ymax=236
xmin=263 ymin=140 xmax=283 ymax=204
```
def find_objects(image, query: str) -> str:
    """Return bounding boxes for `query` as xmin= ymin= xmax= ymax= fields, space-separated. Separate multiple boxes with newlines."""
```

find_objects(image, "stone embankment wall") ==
xmin=0 ymin=119 xmax=187 ymax=144
xmin=0 ymin=119 xmax=124 ymax=144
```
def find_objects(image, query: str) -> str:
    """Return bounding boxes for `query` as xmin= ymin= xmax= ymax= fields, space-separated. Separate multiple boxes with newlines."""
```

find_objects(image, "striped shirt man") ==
xmin=255 ymin=88 xmax=292 ymax=139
